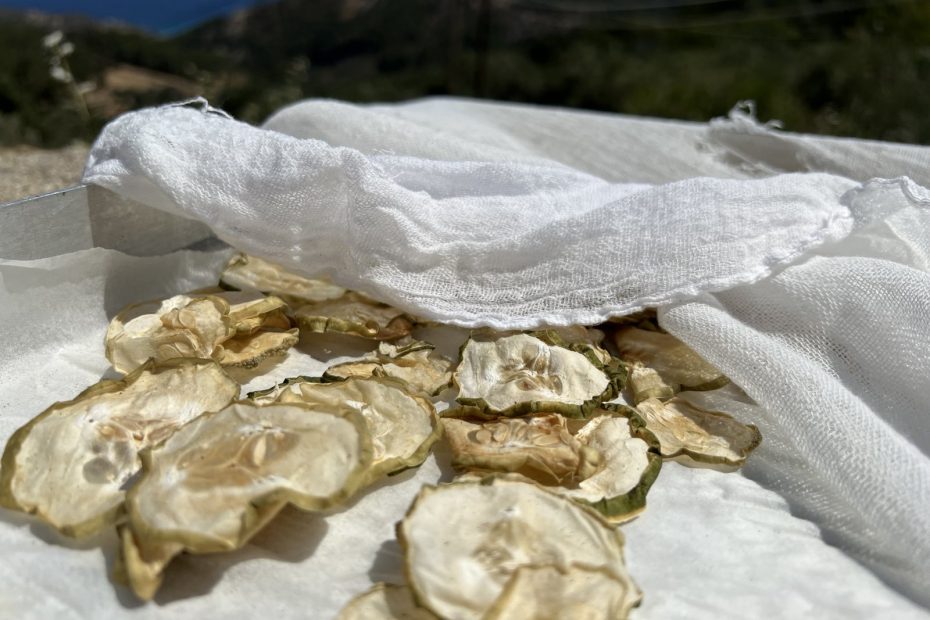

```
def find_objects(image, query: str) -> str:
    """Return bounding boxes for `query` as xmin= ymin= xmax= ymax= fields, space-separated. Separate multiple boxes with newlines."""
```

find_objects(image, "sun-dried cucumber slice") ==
xmin=251 ymin=377 xmax=440 ymax=483
xmin=217 ymin=290 xmax=293 ymax=335
xmin=628 ymin=362 xmax=677 ymax=404
xmin=323 ymin=361 xmax=382 ymax=382
xmin=114 ymin=527 xmax=184 ymax=602
xmin=469 ymin=326 xmax=615 ymax=369
xmin=533 ymin=326 xmax=613 ymax=367
xmin=247 ymin=375 xmax=322 ymax=405
xmin=454 ymin=334 xmax=622 ymax=418
xmin=442 ymin=415 xmax=601 ymax=486
xmin=338 ymin=583 xmax=438 ymax=620
xmin=294 ymin=292 xmax=413 ymax=340
xmin=220 ymin=252 xmax=346 ymax=305
xmin=323 ymin=339 xmax=453 ymax=396
xmin=635 ymin=397 xmax=761 ymax=470
xmin=563 ymin=413 xmax=661 ymax=523
xmin=613 ymin=326 xmax=728 ymax=391
xmin=106 ymin=292 xmax=298 ymax=373
xmin=215 ymin=329 xmax=299 ymax=368
xmin=0 ymin=359 xmax=238 ymax=538
xmin=106 ymin=295 xmax=234 ymax=374
xmin=126 ymin=401 xmax=372 ymax=552
xmin=444 ymin=410 xmax=660 ymax=523
xmin=115 ymin=497 xmax=287 ymax=601
xmin=399 ymin=479 xmax=639 ymax=620
xmin=484 ymin=564 xmax=640 ymax=620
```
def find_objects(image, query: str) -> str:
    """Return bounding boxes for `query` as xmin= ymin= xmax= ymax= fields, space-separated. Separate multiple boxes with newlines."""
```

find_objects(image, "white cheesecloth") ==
xmin=81 ymin=97 xmax=930 ymax=609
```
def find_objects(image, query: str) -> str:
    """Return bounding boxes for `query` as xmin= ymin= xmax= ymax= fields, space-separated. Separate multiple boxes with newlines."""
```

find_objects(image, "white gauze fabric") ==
xmin=82 ymin=97 xmax=930 ymax=608
xmin=659 ymin=193 xmax=930 ymax=606
xmin=83 ymin=100 xmax=863 ymax=328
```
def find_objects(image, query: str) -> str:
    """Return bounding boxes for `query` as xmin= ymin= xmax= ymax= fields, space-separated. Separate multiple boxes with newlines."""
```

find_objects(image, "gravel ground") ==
xmin=0 ymin=144 xmax=90 ymax=203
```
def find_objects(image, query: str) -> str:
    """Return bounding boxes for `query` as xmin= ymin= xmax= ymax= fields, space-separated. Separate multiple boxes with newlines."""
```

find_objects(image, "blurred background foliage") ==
xmin=1 ymin=0 xmax=929 ymax=147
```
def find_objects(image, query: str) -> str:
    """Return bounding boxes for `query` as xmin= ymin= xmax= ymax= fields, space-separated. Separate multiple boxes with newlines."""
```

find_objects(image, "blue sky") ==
xmin=0 ymin=0 xmax=265 ymax=34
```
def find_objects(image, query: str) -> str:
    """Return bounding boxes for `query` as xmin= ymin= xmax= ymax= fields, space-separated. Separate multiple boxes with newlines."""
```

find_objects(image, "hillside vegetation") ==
xmin=2 ymin=0 xmax=929 ymax=147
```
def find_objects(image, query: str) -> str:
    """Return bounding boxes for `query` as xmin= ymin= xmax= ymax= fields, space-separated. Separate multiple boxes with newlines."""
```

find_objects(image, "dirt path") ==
xmin=0 ymin=144 xmax=90 ymax=203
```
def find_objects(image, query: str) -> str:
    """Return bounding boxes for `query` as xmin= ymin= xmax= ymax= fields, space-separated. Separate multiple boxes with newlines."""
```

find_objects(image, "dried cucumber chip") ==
xmin=442 ymin=415 xmax=601 ymax=486
xmin=628 ymin=362 xmax=676 ymax=404
xmin=117 ymin=398 xmax=370 ymax=599
xmin=126 ymin=401 xmax=372 ymax=553
xmin=563 ymin=413 xmax=661 ymax=522
xmin=324 ymin=339 xmax=453 ymax=396
xmin=0 ymin=359 xmax=238 ymax=538
xmin=613 ymin=326 xmax=727 ymax=391
xmin=485 ymin=564 xmax=640 ymax=620
xmin=294 ymin=292 xmax=414 ymax=340
xmin=398 ymin=478 xmax=639 ymax=620
xmin=115 ymin=497 xmax=286 ymax=601
xmin=636 ymin=396 xmax=761 ymax=470
xmin=454 ymin=333 xmax=623 ymax=418
xmin=218 ymin=292 xmax=298 ymax=368
xmin=445 ymin=410 xmax=660 ymax=523
xmin=106 ymin=292 xmax=298 ymax=373
xmin=114 ymin=528 xmax=184 ymax=601
xmin=220 ymin=252 xmax=346 ymax=305
xmin=251 ymin=376 xmax=440 ymax=483
xmin=533 ymin=325 xmax=613 ymax=366
xmin=222 ymin=253 xmax=411 ymax=340
xmin=220 ymin=290 xmax=292 ymax=334
xmin=470 ymin=326 xmax=614 ymax=368
xmin=338 ymin=583 xmax=438 ymax=620
xmin=106 ymin=295 xmax=233 ymax=373
xmin=216 ymin=328 xmax=298 ymax=368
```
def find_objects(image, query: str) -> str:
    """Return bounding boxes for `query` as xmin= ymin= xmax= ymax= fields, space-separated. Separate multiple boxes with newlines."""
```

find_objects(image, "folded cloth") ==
xmin=83 ymin=97 xmax=930 ymax=607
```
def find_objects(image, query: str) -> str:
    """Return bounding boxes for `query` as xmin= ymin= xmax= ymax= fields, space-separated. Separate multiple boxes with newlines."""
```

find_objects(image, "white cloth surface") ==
xmin=85 ymin=100 xmax=873 ymax=329
xmin=0 ymin=248 xmax=926 ymax=619
xmin=659 ymin=204 xmax=930 ymax=604
xmin=77 ymin=97 xmax=930 ymax=610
